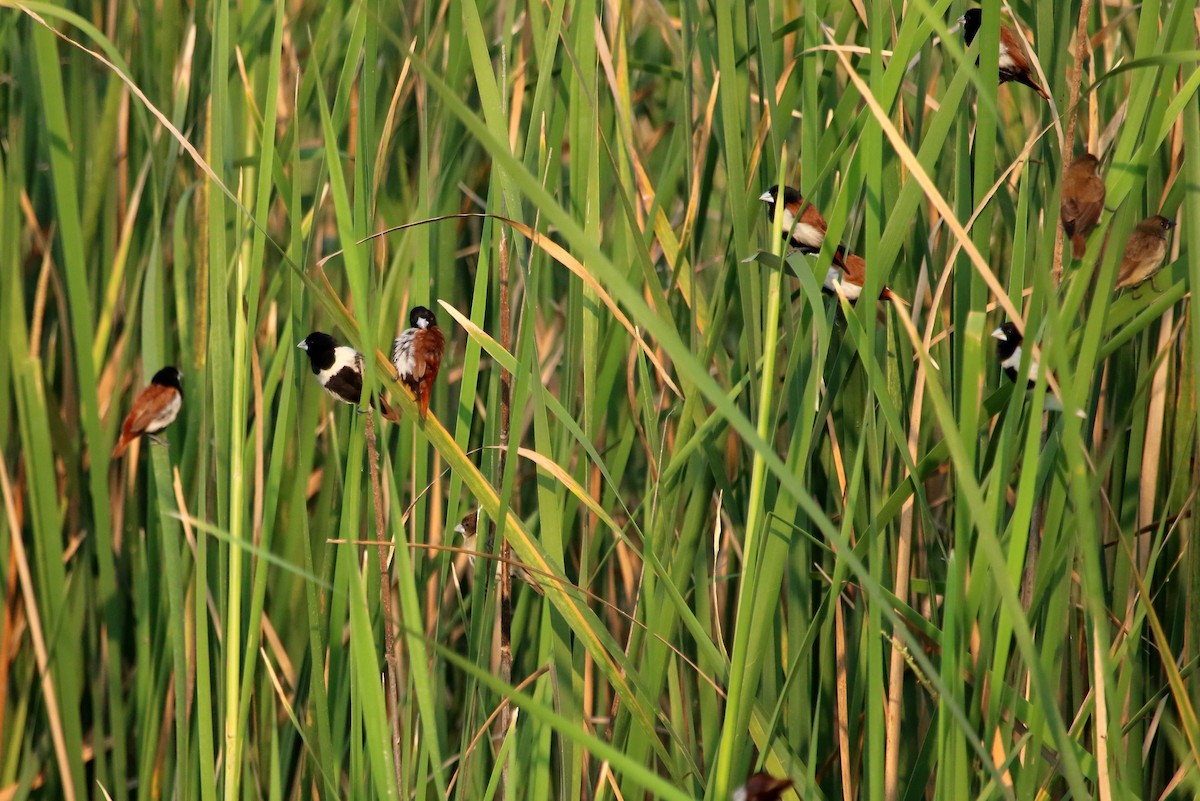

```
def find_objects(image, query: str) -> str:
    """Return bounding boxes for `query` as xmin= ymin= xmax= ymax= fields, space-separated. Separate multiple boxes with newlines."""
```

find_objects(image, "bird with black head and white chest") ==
xmin=758 ymin=184 xmax=828 ymax=255
xmin=111 ymin=366 xmax=184 ymax=458
xmin=826 ymin=245 xmax=907 ymax=306
xmin=958 ymin=8 xmax=1050 ymax=101
xmin=990 ymin=321 xmax=1080 ymax=415
xmin=391 ymin=305 xmax=445 ymax=421
xmin=297 ymin=331 xmax=396 ymax=419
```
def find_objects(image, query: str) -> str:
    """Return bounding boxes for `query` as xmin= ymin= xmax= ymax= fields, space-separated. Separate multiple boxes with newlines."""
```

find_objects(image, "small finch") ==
xmin=1116 ymin=215 xmax=1175 ymax=289
xmin=1061 ymin=153 xmax=1106 ymax=259
xmin=960 ymin=8 xmax=1050 ymax=100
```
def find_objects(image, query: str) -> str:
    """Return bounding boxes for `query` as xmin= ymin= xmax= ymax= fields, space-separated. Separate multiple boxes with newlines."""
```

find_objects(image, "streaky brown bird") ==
xmin=1116 ymin=215 xmax=1175 ymax=289
xmin=391 ymin=305 xmax=445 ymax=421
xmin=1061 ymin=153 xmax=1106 ymax=259
xmin=759 ymin=185 xmax=828 ymax=254
xmin=827 ymin=245 xmax=906 ymax=304
xmin=732 ymin=772 xmax=793 ymax=801
xmin=455 ymin=509 xmax=544 ymax=595
xmin=960 ymin=8 xmax=1050 ymax=100
xmin=112 ymin=366 xmax=183 ymax=458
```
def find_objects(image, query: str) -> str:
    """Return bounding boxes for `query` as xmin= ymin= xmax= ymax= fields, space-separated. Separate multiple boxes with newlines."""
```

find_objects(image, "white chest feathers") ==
xmin=147 ymin=392 xmax=183 ymax=433
xmin=391 ymin=329 xmax=419 ymax=379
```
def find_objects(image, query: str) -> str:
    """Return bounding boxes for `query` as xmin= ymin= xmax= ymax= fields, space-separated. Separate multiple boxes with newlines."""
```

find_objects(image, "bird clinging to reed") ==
xmin=112 ymin=366 xmax=184 ymax=458
xmin=759 ymin=185 xmax=828 ymax=254
xmin=959 ymin=8 xmax=1050 ymax=100
xmin=1061 ymin=153 xmax=1106 ymax=259
xmin=1116 ymin=215 xmax=1175 ymax=289
xmin=391 ymin=305 xmax=445 ymax=421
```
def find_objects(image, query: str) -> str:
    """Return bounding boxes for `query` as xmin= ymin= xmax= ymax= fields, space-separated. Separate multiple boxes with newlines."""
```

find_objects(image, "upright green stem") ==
xmin=713 ymin=258 xmax=784 ymax=796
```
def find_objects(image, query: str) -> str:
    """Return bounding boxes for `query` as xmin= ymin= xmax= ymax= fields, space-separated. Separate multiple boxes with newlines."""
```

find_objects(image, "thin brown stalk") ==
xmin=364 ymin=403 xmax=403 ymax=787
xmin=883 ymin=320 xmax=925 ymax=801
xmin=0 ymin=457 xmax=77 ymax=801
xmin=496 ymin=220 xmax=514 ymax=797
xmin=1052 ymin=0 xmax=1094 ymax=282
xmin=834 ymin=599 xmax=853 ymax=801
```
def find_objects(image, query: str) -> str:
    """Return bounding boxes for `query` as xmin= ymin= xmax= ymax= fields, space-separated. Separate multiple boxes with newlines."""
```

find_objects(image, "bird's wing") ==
xmin=124 ymin=384 xmax=177 ymax=435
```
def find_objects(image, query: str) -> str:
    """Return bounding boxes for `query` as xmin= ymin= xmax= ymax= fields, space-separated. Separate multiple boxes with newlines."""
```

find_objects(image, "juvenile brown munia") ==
xmin=1061 ymin=153 xmax=1106 ymax=259
xmin=455 ymin=509 xmax=544 ymax=595
xmin=1117 ymin=215 xmax=1175 ymax=289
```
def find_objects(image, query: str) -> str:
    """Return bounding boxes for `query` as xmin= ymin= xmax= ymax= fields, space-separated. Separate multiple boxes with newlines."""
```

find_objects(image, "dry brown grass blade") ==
xmin=0 ymin=457 xmax=77 ymax=801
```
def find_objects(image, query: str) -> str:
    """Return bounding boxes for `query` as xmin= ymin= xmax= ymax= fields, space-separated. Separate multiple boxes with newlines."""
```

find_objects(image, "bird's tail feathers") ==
xmin=111 ymin=436 xmax=132 ymax=459
xmin=1070 ymin=233 xmax=1087 ymax=260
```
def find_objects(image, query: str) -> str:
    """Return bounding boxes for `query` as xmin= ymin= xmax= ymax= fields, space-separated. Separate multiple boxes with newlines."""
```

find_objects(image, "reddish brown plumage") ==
xmin=391 ymin=306 xmax=445 ymax=421
xmin=829 ymin=246 xmax=907 ymax=305
xmin=112 ymin=367 xmax=183 ymax=458
xmin=1061 ymin=153 xmax=1106 ymax=259
xmin=961 ymin=9 xmax=1050 ymax=101
xmin=783 ymin=197 xmax=828 ymax=252
xmin=409 ymin=328 xmax=444 ymax=419
xmin=735 ymin=772 xmax=793 ymax=801
xmin=760 ymin=185 xmax=828 ymax=253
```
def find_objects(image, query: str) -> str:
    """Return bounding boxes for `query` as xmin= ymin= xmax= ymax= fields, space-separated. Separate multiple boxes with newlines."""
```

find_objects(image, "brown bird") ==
xmin=960 ymin=9 xmax=1050 ymax=100
xmin=391 ymin=305 xmax=445 ymax=420
xmin=826 ymin=245 xmax=905 ymax=304
xmin=112 ymin=366 xmax=183 ymax=458
xmin=732 ymin=772 xmax=793 ymax=801
xmin=1061 ymin=153 xmax=1106 ymax=259
xmin=1116 ymin=215 xmax=1176 ymax=289
xmin=455 ymin=510 xmax=544 ymax=595
xmin=759 ymin=185 xmax=828 ymax=254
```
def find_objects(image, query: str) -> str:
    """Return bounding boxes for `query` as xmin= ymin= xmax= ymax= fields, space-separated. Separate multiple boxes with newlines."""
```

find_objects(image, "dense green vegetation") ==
xmin=1 ymin=0 xmax=1197 ymax=799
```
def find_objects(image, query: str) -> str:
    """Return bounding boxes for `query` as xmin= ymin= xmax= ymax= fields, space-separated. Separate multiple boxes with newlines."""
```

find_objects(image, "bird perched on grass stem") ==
xmin=1061 ymin=153 xmax=1106 ymax=259
xmin=455 ymin=509 xmax=544 ymax=595
xmin=759 ymin=185 xmax=827 ymax=254
xmin=959 ymin=8 xmax=1050 ymax=100
xmin=827 ymin=245 xmax=905 ymax=304
xmin=112 ymin=366 xmax=183 ymax=458
xmin=391 ymin=305 xmax=445 ymax=421
xmin=1116 ymin=215 xmax=1175 ymax=289
xmin=991 ymin=322 xmax=1070 ymax=413
xmin=297 ymin=331 xmax=394 ymax=418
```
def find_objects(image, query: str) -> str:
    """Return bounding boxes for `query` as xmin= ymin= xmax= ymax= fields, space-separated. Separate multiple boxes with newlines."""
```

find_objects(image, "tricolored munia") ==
xmin=112 ymin=366 xmax=183 ymax=458
xmin=391 ymin=305 xmax=445 ymax=421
